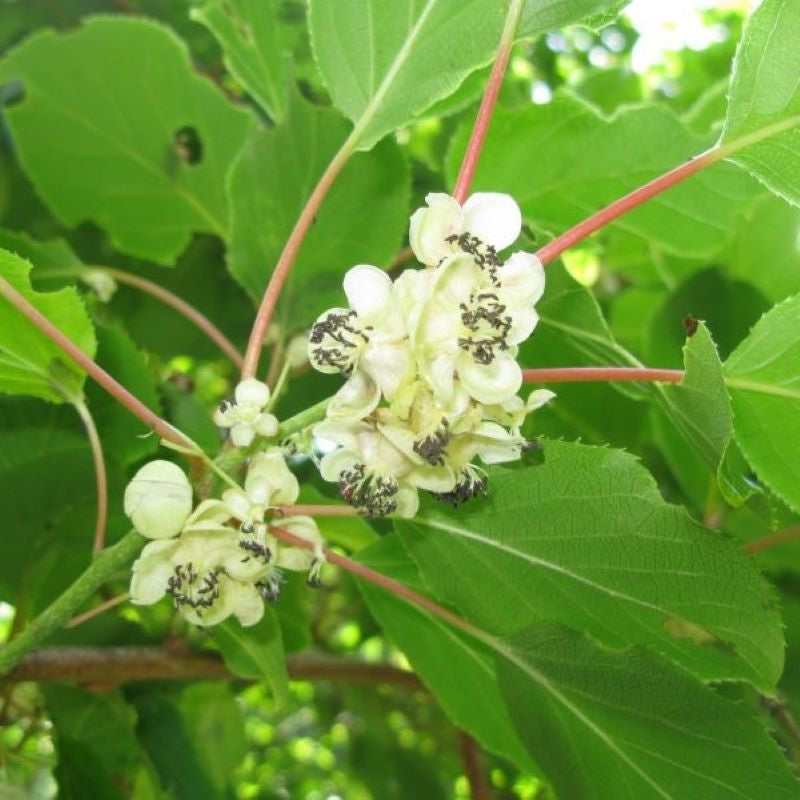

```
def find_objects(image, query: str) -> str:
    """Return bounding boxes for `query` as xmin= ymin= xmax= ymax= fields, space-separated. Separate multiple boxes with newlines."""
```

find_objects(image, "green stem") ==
xmin=0 ymin=531 xmax=143 ymax=675
xmin=276 ymin=397 xmax=330 ymax=440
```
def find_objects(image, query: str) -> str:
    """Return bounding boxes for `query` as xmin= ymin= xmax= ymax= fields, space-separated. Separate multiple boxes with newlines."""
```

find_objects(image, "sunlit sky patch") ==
xmin=626 ymin=0 xmax=754 ymax=72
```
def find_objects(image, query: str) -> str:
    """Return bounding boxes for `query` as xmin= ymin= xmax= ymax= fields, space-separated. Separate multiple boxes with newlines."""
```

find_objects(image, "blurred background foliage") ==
xmin=2 ymin=1 xmax=797 ymax=798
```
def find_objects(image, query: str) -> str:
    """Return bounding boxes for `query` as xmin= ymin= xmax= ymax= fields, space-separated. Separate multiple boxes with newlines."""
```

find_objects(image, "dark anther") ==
xmin=338 ymin=462 xmax=399 ymax=517
xmin=434 ymin=466 xmax=488 ymax=507
xmin=413 ymin=421 xmax=451 ymax=466
xmin=682 ymin=315 xmax=699 ymax=337
xmin=239 ymin=538 xmax=272 ymax=563
xmin=173 ymin=126 xmax=203 ymax=165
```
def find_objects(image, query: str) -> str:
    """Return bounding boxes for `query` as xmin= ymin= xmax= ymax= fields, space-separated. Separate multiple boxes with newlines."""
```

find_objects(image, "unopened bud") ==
xmin=124 ymin=460 xmax=193 ymax=539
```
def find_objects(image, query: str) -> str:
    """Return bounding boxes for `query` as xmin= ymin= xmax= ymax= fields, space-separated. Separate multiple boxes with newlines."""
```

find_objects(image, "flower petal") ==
xmin=526 ymin=388 xmax=556 ymax=411
xmin=409 ymin=192 xmax=463 ymax=265
xmin=394 ymin=486 xmax=420 ymax=518
xmin=499 ymin=251 xmax=545 ymax=306
xmin=235 ymin=378 xmax=270 ymax=408
xmin=328 ymin=371 xmax=381 ymax=420
xmin=230 ymin=423 xmax=255 ymax=448
xmin=343 ymin=264 xmax=393 ymax=319
xmin=462 ymin=192 xmax=521 ymax=251
xmin=458 ymin=351 xmax=521 ymax=405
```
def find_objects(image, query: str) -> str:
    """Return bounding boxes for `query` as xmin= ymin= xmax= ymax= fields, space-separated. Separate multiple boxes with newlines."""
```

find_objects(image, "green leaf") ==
xmin=0 ymin=17 xmax=255 ymax=264
xmin=447 ymin=93 xmax=760 ymax=258
xmin=227 ymin=88 xmax=409 ymax=322
xmin=191 ymin=0 xmax=288 ymax=121
xmin=724 ymin=294 xmax=800 ymax=513
xmin=519 ymin=0 xmax=630 ymax=39
xmin=357 ymin=534 xmax=537 ymax=774
xmin=722 ymin=0 xmax=800 ymax=206
xmin=213 ymin=610 xmax=289 ymax=707
xmin=85 ymin=325 xmax=161 ymax=467
xmin=308 ymin=0 xmax=508 ymax=151
xmin=497 ymin=625 xmax=800 ymax=800
xmin=398 ymin=440 xmax=784 ymax=689
xmin=45 ymin=684 xmax=161 ymax=800
xmin=655 ymin=323 xmax=753 ymax=505
xmin=0 ymin=247 xmax=95 ymax=402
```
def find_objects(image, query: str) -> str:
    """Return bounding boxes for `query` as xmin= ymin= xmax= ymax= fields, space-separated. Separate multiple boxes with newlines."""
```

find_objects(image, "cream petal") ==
xmin=458 ymin=352 xmax=522 ymax=405
xmin=361 ymin=341 xmax=410 ymax=399
xmin=319 ymin=449 xmax=359 ymax=482
xmin=231 ymin=582 xmax=265 ymax=627
xmin=327 ymin=371 xmax=381 ymax=419
xmin=343 ymin=265 xmax=393 ymax=319
xmin=506 ymin=306 xmax=539 ymax=346
xmin=277 ymin=547 xmax=315 ymax=572
xmin=462 ymin=192 xmax=521 ymax=251
xmin=235 ymin=378 xmax=270 ymax=408
xmin=230 ymin=423 xmax=255 ymax=448
xmin=130 ymin=553 xmax=174 ymax=605
xmin=393 ymin=486 xmax=420 ymax=518
xmin=222 ymin=488 xmax=252 ymax=521
xmin=499 ymin=251 xmax=545 ymax=306
xmin=526 ymin=388 xmax=556 ymax=411
xmin=430 ymin=253 xmax=482 ymax=307
xmin=423 ymin=351 xmax=458 ymax=406
xmin=124 ymin=461 xmax=193 ymax=540
xmin=254 ymin=413 xmax=279 ymax=437
xmin=408 ymin=462 xmax=456 ymax=492
xmin=409 ymin=193 xmax=463 ymax=265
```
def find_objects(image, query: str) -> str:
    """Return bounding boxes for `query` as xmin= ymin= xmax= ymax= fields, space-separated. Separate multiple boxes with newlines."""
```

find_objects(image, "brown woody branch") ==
xmin=5 ymin=646 xmax=423 ymax=690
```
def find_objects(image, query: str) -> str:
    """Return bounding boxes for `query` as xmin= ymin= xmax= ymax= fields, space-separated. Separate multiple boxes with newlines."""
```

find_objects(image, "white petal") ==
xmin=458 ymin=352 xmax=521 ymax=405
xmin=124 ymin=461 xmax=193 ymax=540
xmin=526 ymin=388 xmax=556 ymax=411
xmin=222 ymin=488 xmax=252 ymax=521
xmin=430 ymin=253 xmax=482 ymax=308
xmin=277 ymin=547 xmax=314 ymax=572
xmin=393 ymin=486 xmax=419 ymax=517
xmin=499 ymin=251 xmax=545 ymax=306
xmin=130 ymin=551 xmax=174 ymax=605
xmin=408 ymin=462 xmax=456 ymax=492
xmin=343 ymin=265 xmax=393 ymax=319
xmin=231 ymin=583 xmax=265 ymax=627
xmin=409 ymin=193 xmax=463 ymax=266
xmin=319 ymin=449 xmax=359 ymax=483
xmin=254 ymin=413 xmax=279 ymax=437
xmin=361 ymin=341 xmax=410 ymax=399
xmin=423 ymin=352 xmax=458 ymax=406
xmin=230 ymin=423 xmax=255 ymax=448
xmin=235 ymin=378 xmax=270 ymax=408
xmin=462 ymin=192 xmax=521 ymax=251
xmin=506 ymin=306 xmax=539 ymax=346
xmin=327 ymin=371 xmax=381 ymax=419
xmin=314 ymin=417 xmax=369 ymax=451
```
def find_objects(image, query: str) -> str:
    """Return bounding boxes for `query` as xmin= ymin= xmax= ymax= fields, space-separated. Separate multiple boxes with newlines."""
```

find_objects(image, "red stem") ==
xmin=102 ymin=269 xmax=243 ymax=368
xmin=522 ymin=366 xmax=684 ymax=384
xmin=0 ymin=275 xmax=189 ymax=448
xmin=452 ymin=0 xmax=525 ymax=203
xmin=74 ymin=402 xmax=109 ymax=554
xmin=744 ymin=525 xmax=800 ymax=555
xmin=242 ymin=139 xmax=355 ymax=379
xmin=535 ymin=147 xmax=722 ymax=265
xmin=66 ymin=593 xmax=129 ymax=629
xmin=275 ymin=504 xmax=359 ymax=518
xmin=269 ymin=526 xmax=482 ymax=639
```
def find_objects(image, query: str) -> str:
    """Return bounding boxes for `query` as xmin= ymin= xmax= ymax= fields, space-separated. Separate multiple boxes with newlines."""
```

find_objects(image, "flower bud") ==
xmin=124 ymin=460 xmax=193 ymax=539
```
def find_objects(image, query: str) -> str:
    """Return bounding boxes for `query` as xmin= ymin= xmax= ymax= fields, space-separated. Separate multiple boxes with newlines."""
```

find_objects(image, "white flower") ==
xmin=222 ymin=448 xmax=299 ymax=524
xmin=130 ymin=529 xmax=264 ymax=627
xmin=213 ymin=378 xmax=278 ymax=447
xmin=409 ymin=192 xmax=522 ymax=267
xmin=414 ymin=251 xmax=545 ymax=407
xmin=124 ymin=460 xmax=193 ymax=540
xmin=308 ymin=265 xmax=411 ymax=418
xmin=315 ymin=416 xmax=457 ymax=517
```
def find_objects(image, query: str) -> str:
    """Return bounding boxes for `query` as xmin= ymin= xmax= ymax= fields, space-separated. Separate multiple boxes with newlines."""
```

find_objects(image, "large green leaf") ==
xmin=357 ymin=534 xmax=537 ymax=774
xmin=724 ymin=294 xmax=800 ymax=513
xmin=0 ymin=17 xmax=254 ymax=264
xmin=722 ymin=0 xmax=800 ymax=206
xmin=519 ymin=0 xmax=630 ymax=39
xmin=0 ymin=247 xmax=95 ymax=402
xmin=191 ymin=0 xmax=288 ymax=121
xmin=212 ymin=610 xmax=289 ymax=707
xmin=397 ymin=440 xmax=784 ymax=689
xmin=227 ymin=88 xmax=409 ymax=322
xmin=447 ymin=93 xmax=760 ymax=257
xmin=307 ymin=0 xmax=508 ymax=151
xmin=498 ymin=626 xmax=800 ymax=800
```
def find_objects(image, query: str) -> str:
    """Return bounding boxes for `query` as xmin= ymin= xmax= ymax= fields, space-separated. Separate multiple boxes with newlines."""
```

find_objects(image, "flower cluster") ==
xmin=124 ymin=456 xmax=324 ymax=627
xmin=308 ymin=192 xmax=553 ymax=517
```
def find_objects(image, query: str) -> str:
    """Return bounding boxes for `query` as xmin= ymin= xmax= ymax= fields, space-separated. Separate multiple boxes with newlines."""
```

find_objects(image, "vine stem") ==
xmin=270 ymin=526 xmax=484 ymax=639
xmin=241 ymin=135 xmax=358 ymax=379
xmin=0 ymin=275 xmax=189 ymax=449
xmin=73 ymin=401 xmax=109 ymax=553
xmin=275 ymin=505 xmax=359 ymax=517
xmin=99 ymin=268 xmax=243 ymax=368
xmin=452 ymin=0 xmax=525 ymax=203
xmin=522 ymin=366 xmax=684 ymax=384
xmin=0 ymin=532 xmax=144 ymax=675
xmin=745 ymin=525 xmax=800 ymax=555
xmin=458 ymin=731 xmax=492 ymax=800
xmin=536 ymin=114 xmax=800 ymax=265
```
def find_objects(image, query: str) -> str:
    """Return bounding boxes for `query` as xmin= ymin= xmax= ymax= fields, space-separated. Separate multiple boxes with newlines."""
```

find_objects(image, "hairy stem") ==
xmin=458 ymin=731 xmax=493 ymax=800
xmin=7 ymin=646 xmax=423 ymax=690
xmin=744 ymin=525 xmax=800 ymax=555
xmin=98 ymin=268 xmax=243 ymax=368
xmin=242 ymin=134 xmax=358 ymax=379
xmin=277 ymin=397 xmax=330 ymax=440
xmin=73 ymin=401 xmax=109 ymax=553
xmin=0 ymin=532 xmax=144 ymax=675
xmin=0 ymin=275 xmax=189 ymax=448
xmin=452 ymin=0 xmax=525 ymax=203
xmin=536 ymin=114 xmax=800 ymax=265
xmin=522 ymin=366 xmax=684 ymax=384
xmin=270 ymin=526 xmax=484 ymax=640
